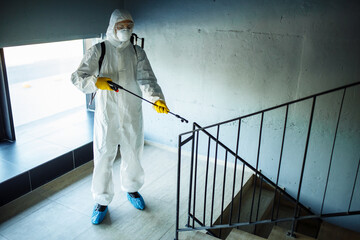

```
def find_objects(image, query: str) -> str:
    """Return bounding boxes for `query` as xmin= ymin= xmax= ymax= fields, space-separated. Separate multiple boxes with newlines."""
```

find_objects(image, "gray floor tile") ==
xmin=40 ymin=123 xmax=93 ymax=149
xmin=161 ymin=210 xmax=191 ymax=240
xmin=0 ymin=188 xmax=52 ymax=231
xmin=0 ymin=159 xmax=23 ymax=183
xmin=105 ymin=195 xmax=177 ymax=240
xmin=141 ymin=154 xmax=191 ymax=204
xmin=53 ymin=174 xmax=128 ymax=219
xmin=0 ymin=139 xmax=71 ymax=172
xmin=74 ymin=224 xmax=130 ymax=240
xmin=0 ymin=201 xmax=89 ymax=240
xmin=54 ymin=179 xmax=94 ymax=216
xmin=159 ymin=225 xmax=176 ymax=240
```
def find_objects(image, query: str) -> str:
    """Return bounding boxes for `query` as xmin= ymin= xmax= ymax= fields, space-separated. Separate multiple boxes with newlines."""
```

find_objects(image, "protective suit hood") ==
xmin=106 ymin=9 xmax=134 ymax=48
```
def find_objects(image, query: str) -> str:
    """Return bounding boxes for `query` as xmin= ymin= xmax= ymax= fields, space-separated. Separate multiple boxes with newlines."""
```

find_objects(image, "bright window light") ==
xmin=4 ymin=40 xmax=85 ymax=127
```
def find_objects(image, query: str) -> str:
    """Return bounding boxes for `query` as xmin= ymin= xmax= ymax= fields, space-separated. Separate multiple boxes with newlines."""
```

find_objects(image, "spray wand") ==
xmin=107 ymin=81 xmax=188 ymax=123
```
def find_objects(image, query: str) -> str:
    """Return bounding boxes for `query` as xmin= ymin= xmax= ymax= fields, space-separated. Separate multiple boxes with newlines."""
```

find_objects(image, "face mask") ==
xmin=116 ymin=29 xmax=132 ymax=42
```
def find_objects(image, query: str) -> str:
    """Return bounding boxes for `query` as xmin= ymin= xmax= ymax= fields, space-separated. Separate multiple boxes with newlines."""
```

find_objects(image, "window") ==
xmin=4 ymin=40 xmax=85 ymax=127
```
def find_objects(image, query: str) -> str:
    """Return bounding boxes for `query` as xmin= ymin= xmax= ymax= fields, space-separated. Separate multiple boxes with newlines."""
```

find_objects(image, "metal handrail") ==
xmin=175 ymin=82 xmax=360 ymax=239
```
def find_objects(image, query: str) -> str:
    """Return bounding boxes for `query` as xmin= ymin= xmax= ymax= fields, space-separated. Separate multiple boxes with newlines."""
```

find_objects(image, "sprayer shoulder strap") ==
xmin=133 ymin=44 xmax=139 ymax=63
xmin=89 ymin=42 xmax=105 ymax=107
xmin=98 ymin=42 xmax=106 ymax=75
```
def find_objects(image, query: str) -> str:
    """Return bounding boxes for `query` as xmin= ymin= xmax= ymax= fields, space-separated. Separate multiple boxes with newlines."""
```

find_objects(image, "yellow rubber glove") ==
xmin=154 ymin=100 xmax=169 ymax=114
xmin=96 ymin=77 xmax=113 ymax=91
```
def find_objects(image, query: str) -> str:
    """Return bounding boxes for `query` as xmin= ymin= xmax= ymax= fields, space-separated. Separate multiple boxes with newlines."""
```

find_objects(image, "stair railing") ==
xmin=175 ymin=82 xmax=360 ymax=239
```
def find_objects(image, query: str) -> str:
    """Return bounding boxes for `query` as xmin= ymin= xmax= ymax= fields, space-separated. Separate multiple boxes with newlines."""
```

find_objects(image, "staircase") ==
xmin=177 ymin=174 xmax=360 ymax=240
xmin=175 ymin=82 xmax=360 ymax=239
xmin=179 ymin=222 xmax=360 ymax=240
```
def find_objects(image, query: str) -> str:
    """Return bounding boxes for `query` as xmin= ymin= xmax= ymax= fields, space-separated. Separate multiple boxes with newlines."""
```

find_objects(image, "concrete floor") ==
xmin=0 ymin=143 xmax=183 ymax=240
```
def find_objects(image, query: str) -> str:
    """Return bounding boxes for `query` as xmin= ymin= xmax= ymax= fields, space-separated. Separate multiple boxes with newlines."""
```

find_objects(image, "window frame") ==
xmin=0 ymin=48 xmax=16 ymax=142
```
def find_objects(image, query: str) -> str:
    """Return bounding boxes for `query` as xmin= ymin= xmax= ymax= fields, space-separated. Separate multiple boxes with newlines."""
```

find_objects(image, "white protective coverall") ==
xmin=71 ymin=9 xmax=165 ymax=206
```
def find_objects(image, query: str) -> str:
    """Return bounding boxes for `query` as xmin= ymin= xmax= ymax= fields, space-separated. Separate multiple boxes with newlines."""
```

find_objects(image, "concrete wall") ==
xmin=124 ymin=0 xmax=359 ymax=145
xmin=0 ymin=0 xmax=124 ymax=48
xmin=1 ymin=0 xmax=358 ymax=231
xmin=124 ymin=0 xmax=360 ymax=231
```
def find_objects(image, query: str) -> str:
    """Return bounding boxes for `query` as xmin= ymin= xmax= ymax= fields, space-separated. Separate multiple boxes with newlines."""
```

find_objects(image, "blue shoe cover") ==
xmin=127 ymin=192 xmax=145 ymax=210
xmin=91 ymin=204 xmax=108 ymax=224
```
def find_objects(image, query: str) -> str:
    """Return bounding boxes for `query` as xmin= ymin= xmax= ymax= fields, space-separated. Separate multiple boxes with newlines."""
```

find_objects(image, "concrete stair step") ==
xmin=266 ymin=203 xmax=320 ymax=238
xmin=226 ymin=229 xmax=266 ymax=240
xmin=255 ymin=193 xmax=321 ymax=239
xmin=268 ymin=226 xmax=316 ymax=240
xmin=178 ymin=231 xmax=219 ymax=240
xmin=317 ymin=221 xmax=360 ymax=240
xmin=212 ymin=175 xmax=275 ymax=239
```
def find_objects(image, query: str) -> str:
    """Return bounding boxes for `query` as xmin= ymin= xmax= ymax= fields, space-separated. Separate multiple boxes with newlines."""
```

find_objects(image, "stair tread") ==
xmin=226 ymin=229 xmax=266 ymax=240
xmin=209 ymin=174 xmax=276 ymax=239
xmin=268 ymin=226 xmax=316 ymax=240
xmin=317 ymin=221 xmax=360 ymax=240
xmin=269 ymin=204 xmax=320 ymax=238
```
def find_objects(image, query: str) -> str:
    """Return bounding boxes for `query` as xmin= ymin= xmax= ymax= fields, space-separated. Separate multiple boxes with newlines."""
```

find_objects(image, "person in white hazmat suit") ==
xmin=71 ymin=9 xmax=169 ymax=225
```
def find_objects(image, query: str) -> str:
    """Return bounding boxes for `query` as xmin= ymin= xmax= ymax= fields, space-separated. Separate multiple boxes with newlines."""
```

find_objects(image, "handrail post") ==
xmin=229 ymin=119 xmax=242 ymax=225
xmin=271 ymin=105 xmax=289 ymax=222
xmin=175 ymin=135 xmax=182 ymax=240
xmin=187 ymin=123 xmax=196 ymax=228
xmin=320 ymin=89 xmax=346 ymax=215
xmin=192 ymin=130 xmax=200 ymax=228
xmin=250 ymin=113 xmax=264 ymax=225
xmin=237 ymin=162 xmax=246 ymax=223
xmin=210 ymin=125 xmax=221 ymax=227
xmin=290 ymin=96 xmax=317 ymax=237
xmin=348 ymin=158 xmax=360 ymax=213
xmin=203 ymin=136 xmax=211 ymax=225
xmin=220 ymin=150 xmax=229 ymax=237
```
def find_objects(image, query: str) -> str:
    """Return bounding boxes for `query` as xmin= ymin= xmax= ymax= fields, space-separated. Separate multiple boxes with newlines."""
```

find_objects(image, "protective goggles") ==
xmin=115 ymin=22 xmax=134 ymax=30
